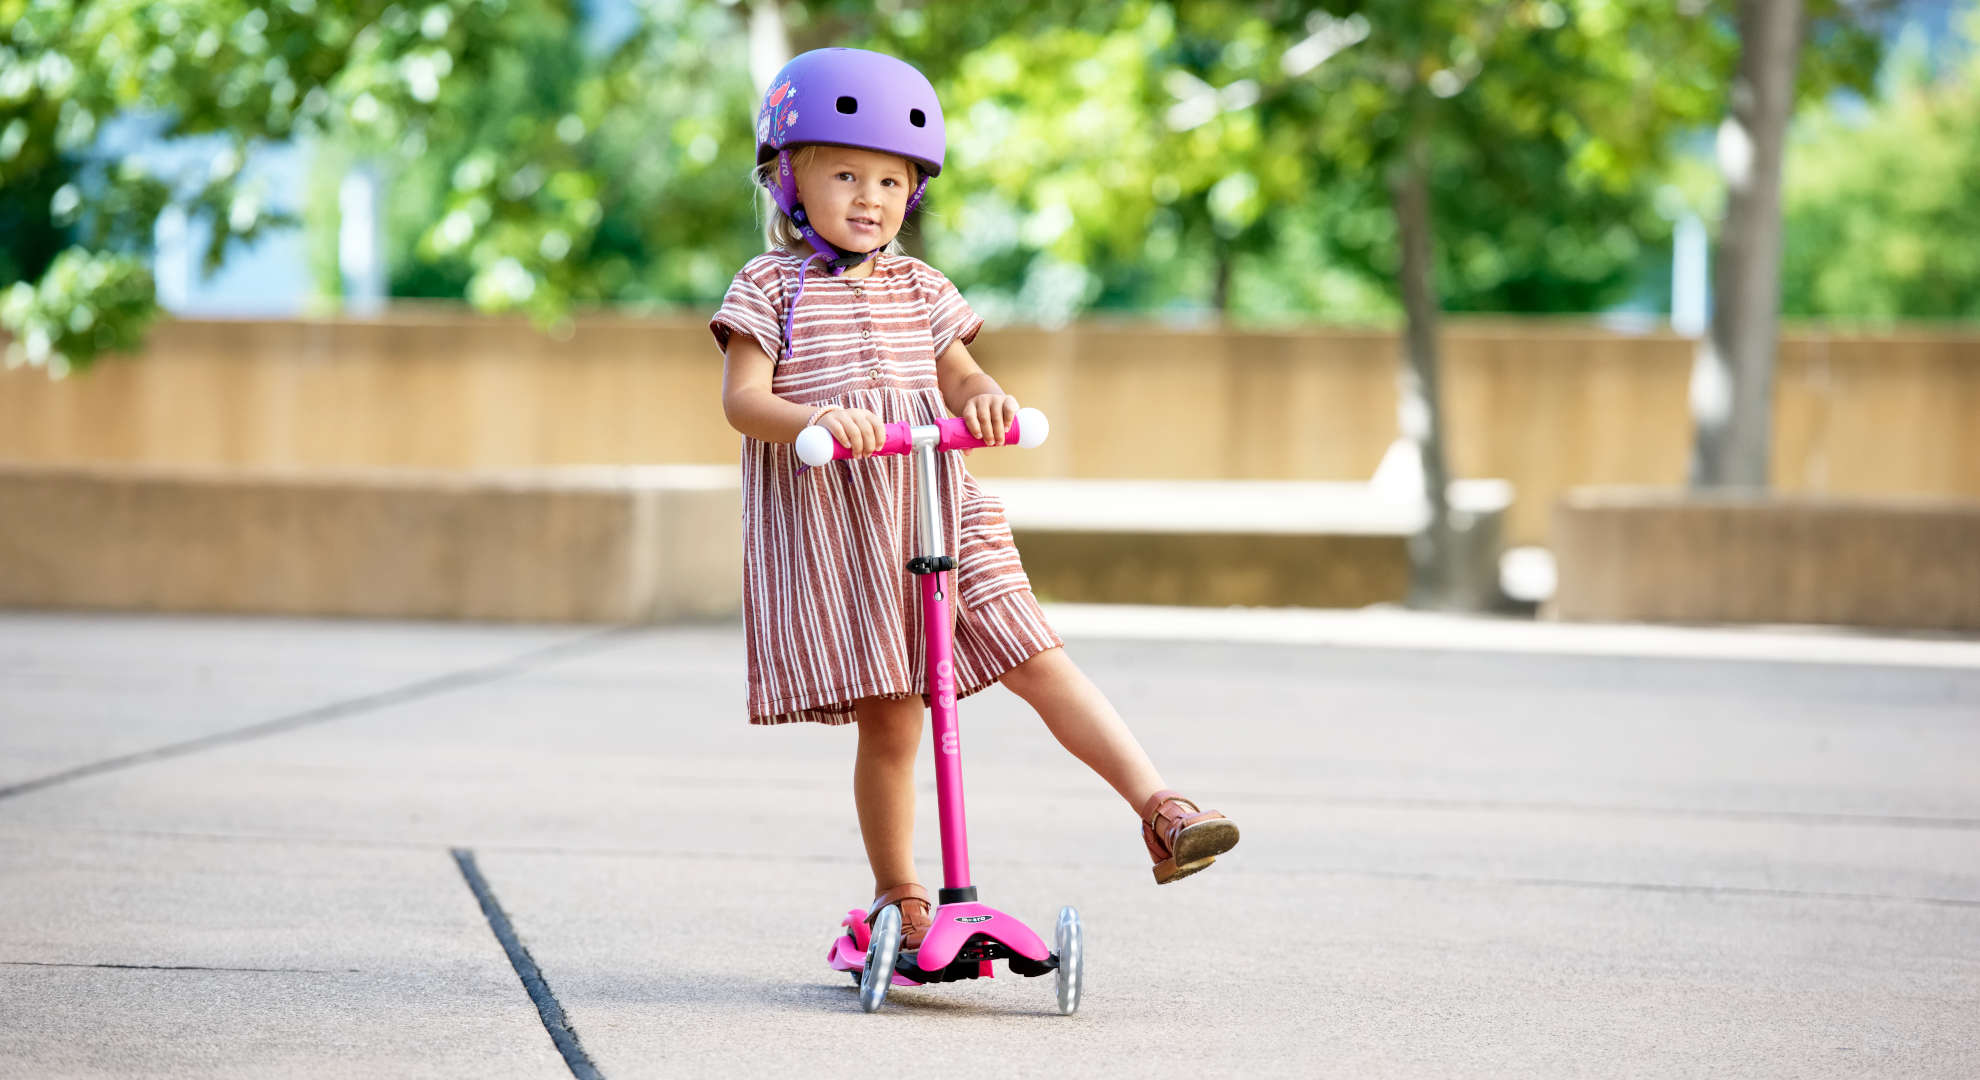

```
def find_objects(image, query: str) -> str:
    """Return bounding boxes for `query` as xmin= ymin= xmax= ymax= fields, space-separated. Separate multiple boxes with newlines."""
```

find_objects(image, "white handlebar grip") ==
xmin=795 ymin=425 xmax=838 ymax=467
xmin=1015 ymin=407 xmax=1050 ymax=449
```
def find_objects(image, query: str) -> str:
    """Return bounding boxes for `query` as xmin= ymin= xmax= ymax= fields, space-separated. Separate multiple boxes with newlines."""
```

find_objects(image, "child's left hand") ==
xmin=961 ymin=394 xmax=1021 ymax=446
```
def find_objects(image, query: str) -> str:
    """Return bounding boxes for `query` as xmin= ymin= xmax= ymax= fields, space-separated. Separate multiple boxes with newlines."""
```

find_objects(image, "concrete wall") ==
xmin=0 ymin=462 xmax=1505 ymax=618
xmin=1548 ymin=488 xmax=1980 ymax=631
xmin=0 ymin=463 xmax=741 ymax=622
xmin=3 ymin=312 xmax=1978 ymax=547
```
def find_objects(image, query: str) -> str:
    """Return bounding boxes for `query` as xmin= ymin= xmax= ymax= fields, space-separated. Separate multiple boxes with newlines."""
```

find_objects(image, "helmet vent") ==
xmin=908 ymin=108 xmax=926 ymax=127
xmin=836 ymin=96 xmax=859 ymax=114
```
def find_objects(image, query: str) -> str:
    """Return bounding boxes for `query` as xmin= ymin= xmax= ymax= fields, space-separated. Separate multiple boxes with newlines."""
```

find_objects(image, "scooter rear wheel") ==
xmin=859 ymin=905 xmax=901 ymax=1013
xmin=1055 ymin=905 xmax=1082 ymax=1015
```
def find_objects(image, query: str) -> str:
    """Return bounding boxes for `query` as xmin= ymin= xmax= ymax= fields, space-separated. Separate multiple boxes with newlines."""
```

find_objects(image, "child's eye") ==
xmin=836 ymin=172 xmax=855 ymax=181
xmin=881 ymin=178 xmax=899 ymax=187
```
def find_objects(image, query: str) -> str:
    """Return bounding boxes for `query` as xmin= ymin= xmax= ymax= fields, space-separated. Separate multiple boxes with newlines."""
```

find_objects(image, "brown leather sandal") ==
xmin=1140 ymin=789 xmax=1240 ymax=884
xmin=866 ymin=883 xmax=934 ymax=951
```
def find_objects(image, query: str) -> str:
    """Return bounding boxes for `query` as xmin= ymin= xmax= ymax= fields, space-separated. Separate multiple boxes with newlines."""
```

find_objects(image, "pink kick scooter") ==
xmin=795 ymin=407 xmax=1081 ymax=1015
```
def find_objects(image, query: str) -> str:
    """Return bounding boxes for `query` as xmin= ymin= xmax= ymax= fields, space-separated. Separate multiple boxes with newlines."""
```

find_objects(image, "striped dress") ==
xmin=710 ymin=250 xmax=1062 ymax=726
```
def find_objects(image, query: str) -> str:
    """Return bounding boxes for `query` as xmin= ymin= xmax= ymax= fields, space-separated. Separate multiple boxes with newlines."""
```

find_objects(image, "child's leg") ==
xmin=997 ymin=646 xmax=1166 ymax=811
xmin=1001 ymin=646 xmax=1239 ymax=884
xmin=852 ymin=694 xmax=924 ymax=894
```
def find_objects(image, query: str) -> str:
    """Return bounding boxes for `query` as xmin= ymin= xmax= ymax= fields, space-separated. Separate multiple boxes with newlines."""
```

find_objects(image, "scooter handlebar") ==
xmin=795 ymin=406 xmax=1049 ymax=467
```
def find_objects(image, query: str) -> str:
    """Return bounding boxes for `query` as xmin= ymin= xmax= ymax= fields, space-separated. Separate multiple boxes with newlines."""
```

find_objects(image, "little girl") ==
xmin=710 ymin=47 xmax=1238 ymax=952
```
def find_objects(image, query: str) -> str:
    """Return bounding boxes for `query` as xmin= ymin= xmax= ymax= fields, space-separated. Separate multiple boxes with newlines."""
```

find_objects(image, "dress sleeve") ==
xmin=926 ymin=268 xmax=985 ymax=359
xmin=710 ymin=266 xmax=785 ymax=359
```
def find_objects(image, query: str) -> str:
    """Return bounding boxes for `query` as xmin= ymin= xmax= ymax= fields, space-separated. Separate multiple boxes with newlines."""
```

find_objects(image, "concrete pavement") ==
xmin=1 ymin=610 xmax=1976 ymax=1078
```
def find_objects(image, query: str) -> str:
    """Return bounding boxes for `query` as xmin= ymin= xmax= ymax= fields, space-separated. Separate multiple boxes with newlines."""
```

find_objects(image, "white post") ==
xmin=338 ymin=164 xmax=386 ymax=316
xmin=154 ymin=205 xmax=191 ymax=311
xmin=1672 ymin=212 xmax=1709 ymax=338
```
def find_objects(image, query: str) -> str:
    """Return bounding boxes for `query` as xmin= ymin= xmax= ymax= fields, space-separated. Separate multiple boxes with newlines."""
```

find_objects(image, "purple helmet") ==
xmin=756 ymin=48 xmax=946 ymax=179
xmin=755 ymin=48 xmax=946 ymax=357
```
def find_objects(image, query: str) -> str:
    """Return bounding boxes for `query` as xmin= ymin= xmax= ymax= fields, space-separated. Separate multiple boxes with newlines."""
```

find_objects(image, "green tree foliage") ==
xmin=1262 ymin=1 xmax=1732 ymax=308
xmin=0 ymin=0 xmax=1932 ymax=380
xmin=0 ymin=0 xmax=583 ymax=374
xmin=873 ymin=1 xmax=1734 ymax=322
xmin=1781 ymin=10 xmax=1980 ymax=320
xmin=318 ymin=0 xmax=761 ymax=320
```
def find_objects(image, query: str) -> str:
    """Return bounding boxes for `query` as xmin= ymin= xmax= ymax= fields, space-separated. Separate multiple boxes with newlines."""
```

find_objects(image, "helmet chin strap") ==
xmin=771 ymin=148 xmax=933 ymax=359
xmin=793 ymin=209 xmax=876 ymax=273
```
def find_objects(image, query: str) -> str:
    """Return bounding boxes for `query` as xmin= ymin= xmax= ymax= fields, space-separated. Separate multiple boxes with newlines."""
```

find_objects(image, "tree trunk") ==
xmin=1689 ymin=0 xmax=1804 ymax=489
xmin=1389 ymin=120 xmax=1464 ymax=610
xmin=1212 ymin=238 xmax=1234 ymax=314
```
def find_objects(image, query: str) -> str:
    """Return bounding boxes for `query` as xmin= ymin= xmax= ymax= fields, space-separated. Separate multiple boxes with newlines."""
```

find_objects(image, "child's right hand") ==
xmin=818 ymin=407 xmax=888 ymax=458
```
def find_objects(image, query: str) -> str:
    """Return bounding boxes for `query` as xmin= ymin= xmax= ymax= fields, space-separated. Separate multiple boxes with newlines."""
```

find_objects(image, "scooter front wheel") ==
xmin=1055 ymin=905 xmax=1082 ymax=1015
xmin=859 ymin=905 xmax=901 ymax=1013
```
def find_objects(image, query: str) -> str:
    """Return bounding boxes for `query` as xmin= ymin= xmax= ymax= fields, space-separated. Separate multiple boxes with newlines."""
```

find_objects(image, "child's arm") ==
xmin=935 ymin=340 xmax=1020 ymax=445
xmin=722 ymin=335 xmax=886 ymax=455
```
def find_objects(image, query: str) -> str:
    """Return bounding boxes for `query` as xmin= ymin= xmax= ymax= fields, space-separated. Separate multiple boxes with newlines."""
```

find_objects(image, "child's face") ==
xmin=793 ymin=146 xmax=916 ymax=254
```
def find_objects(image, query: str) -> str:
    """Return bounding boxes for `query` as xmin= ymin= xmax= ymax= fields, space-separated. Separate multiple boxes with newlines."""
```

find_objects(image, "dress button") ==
xmin=852 ymin=287 xmax=863 ymax=298
xmin=860 ymin=328 xmax=870 ymax=339
xmin=868 ymin=366 xmax=883 ymax=379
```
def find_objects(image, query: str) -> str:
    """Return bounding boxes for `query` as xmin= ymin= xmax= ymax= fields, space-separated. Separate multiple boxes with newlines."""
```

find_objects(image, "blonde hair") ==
xmin=753 ymin=144 xmax=916 ymax=255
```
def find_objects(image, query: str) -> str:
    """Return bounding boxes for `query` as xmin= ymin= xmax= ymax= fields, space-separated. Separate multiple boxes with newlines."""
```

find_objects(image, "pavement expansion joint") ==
xmin=0 ymin=623 xmax=641 ymax=805
xmin=1274 ymin=866 xmax=1980 ymax=911
xmin=1 ymin=961 xmax=358 ymax=974
xmin=451 ymin=847 xmax=605 ymax=1080
xmin=1235 ymin=792 xmax=1980 ymax=832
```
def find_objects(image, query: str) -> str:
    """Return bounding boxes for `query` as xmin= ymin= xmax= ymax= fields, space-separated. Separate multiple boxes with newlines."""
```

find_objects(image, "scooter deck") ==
xmin=826 ymin=908 xmax=922 ymax=986
xmin=827 ymin=901 xmax=1060 ymax=985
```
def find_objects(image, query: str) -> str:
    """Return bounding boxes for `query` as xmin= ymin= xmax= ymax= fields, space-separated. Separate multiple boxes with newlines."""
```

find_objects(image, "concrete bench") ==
xmin=0 ymin=463 xmax=740 ymax=622
xmin=0 ymin=464 xmax=1512 ymax=620
xmin=1549 ymin=487 xmax=1980 ymax=631
xmin=987 ymin=478 xmax=1512 ymax=609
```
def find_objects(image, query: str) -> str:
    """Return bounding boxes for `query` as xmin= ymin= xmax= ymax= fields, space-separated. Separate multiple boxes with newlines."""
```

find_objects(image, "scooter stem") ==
xmin=924 ymin=568 xmax=971 ymax=893
xmin=909 ymin=432 xmax=973 ymax=895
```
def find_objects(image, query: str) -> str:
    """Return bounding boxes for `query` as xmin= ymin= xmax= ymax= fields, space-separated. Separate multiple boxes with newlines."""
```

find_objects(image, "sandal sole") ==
xmin=1151 ymin=819 xmax=1241 ymax=884
xmin=1172 ymin=818 xmax=1240 ymax=865
xmin=1152 ymin=857 xmax=1214 ymax=884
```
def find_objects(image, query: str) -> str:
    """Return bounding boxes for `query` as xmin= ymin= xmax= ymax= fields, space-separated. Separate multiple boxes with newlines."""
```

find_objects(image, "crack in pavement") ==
xmin=3 ymin=961 xmax=356 ymax=973
xmin=0 ymin=624 xmax=645 ymax=803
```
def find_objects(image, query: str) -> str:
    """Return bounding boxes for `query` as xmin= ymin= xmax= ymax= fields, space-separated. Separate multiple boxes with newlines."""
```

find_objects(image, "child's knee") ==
xmin=1000 ymin=646 xmax=1067 ymax=697
xmin=854 ymin=695 xmax=923 ymax=755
